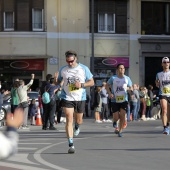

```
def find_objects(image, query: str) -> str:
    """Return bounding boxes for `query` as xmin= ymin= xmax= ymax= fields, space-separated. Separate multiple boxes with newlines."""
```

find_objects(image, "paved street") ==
xmin=0 ymin=118 xmax=170 ymax=170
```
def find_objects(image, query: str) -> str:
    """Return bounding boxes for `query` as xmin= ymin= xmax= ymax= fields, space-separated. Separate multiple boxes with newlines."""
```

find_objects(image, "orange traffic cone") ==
xmin=36 ymin=107 xmax=42 ymax=126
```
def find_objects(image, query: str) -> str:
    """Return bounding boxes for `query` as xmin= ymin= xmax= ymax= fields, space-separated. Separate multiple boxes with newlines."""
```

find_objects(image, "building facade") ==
xmin=0 ymin=0 xmax=170 ymax=89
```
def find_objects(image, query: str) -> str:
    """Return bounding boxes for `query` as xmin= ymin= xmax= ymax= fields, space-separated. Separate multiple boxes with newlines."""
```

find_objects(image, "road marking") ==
xmin=19 ymin=143 xmax=51 ymax=145
xmin=18 ymin=147 xmax=37 ymax=150
xmin=7 ymin=154 xmax=39 ymax=165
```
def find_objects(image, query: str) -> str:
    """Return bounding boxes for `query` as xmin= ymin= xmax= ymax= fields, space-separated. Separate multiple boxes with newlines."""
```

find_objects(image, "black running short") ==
xmin=61 ymin=99 xmax=85 ymax=113
xmin=111 ymin=101 xmax=128 ymax=113
xmin=159 ymin=95 xmax=170 ymax=104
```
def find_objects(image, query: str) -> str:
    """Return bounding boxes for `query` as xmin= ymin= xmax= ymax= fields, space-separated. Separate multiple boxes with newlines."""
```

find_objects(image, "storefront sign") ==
xmin=93 ymin=57 xmax=129 ymax=68
xmin=0 ymin=59 xmax=44 ymax=71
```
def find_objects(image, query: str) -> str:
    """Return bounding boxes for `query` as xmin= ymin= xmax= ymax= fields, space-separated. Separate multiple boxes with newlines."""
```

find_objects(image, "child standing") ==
xmin=29 ymin=99 xmax=37 ymax=125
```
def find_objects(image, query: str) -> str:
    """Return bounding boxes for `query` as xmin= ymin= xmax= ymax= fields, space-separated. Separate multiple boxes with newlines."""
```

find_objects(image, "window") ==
xmin=89 ymin=0 xmax=127 ymax=34
xmin=4 ymin=12 xmax=14 ymax=31
xmin=98 ymin=13 xmax=115 ymax=33
xmin=32 ymin=9 xmax=44 ymax=31
xmin=141 ymin=2 xmax=170 ymax=35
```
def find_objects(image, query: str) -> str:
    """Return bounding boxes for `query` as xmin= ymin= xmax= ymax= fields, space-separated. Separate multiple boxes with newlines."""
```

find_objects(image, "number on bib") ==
xmin=68 ymin=84 xmax=79 ymax=92
xmin=116 ymin=96 xmax=125 ymax=102
xmin=163 ymin=87 xmax=170 ymax=94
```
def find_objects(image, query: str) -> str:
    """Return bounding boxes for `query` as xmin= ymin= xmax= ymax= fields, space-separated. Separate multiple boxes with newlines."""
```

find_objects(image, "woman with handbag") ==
xmin=17 ymin=74 xmax=35 ymax=129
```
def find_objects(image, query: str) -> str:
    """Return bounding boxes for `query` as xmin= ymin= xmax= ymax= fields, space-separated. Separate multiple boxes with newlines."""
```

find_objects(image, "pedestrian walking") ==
xmin=57 ymin=50 xmax=94 ymax=153
xmin=155 ymin=56 xmax=170 ymax=135
xmin=106 ymin=64 xmax=132 ymax=137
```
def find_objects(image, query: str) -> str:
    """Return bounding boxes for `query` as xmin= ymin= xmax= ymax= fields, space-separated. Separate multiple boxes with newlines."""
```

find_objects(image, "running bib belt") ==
xmin=107 ymin=75 xmax=132 ymax=103
xmin=156 ymin=71 xmax=170 ymax=96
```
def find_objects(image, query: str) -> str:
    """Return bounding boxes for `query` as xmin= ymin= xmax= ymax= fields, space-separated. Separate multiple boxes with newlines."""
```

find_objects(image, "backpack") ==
xmin=42 ymin=86 xmax=51 ymax=104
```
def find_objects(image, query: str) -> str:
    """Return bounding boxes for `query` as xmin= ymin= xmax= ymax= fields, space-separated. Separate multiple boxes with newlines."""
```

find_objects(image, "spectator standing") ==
xmin=85 ymin=94 xmax=90 ymax=117
xmin=139 ymin=86 xmax=146 ymax=121
xmin=11 ymin=80 xmax=19 ymax=113
xmin=38 ymin=90 xmax=43 ymax=123
xmin=57 ymin=50 xmax=94 ymax=154
xmin=101 ymin=82 xmax=111 ymax=122
xmin=136 ymin=84 xmax=141 ymax=119
xmin=40 ymin=74 xmax=52 ymax=130
xmin=43 ymin=78 xmax=59 ymax=130
xmin=29 ymin=99 xmax=37 ymax=125
xmin=17 ymin=74 xmax=35 ymax=129
xmin=106 ymin=64 xmax=132 ymax=137
xmin=131 ymin=84 xmax=140 ymax=121
xmin=155 ymin=56 xmax=170 ymax=135
xmin=55 ymin=87 xmax=63 ymax=123
xmin=94 ymin=86 xmax=102 ymax=123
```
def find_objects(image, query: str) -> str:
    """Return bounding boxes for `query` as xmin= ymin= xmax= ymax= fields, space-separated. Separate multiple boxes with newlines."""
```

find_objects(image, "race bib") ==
xmin=163 ymin=87 xmax=170 ymax=94
xmin=68 ymin=84 xmax=80 ymax=92
xmin=116 ymin=95 xmax=125 ymax=102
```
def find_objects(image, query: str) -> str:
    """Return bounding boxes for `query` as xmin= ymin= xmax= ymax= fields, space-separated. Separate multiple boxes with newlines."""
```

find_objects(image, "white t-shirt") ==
xmin=107 ymin=75 xmax=132 ymax=103
xmin=156 ymin=70 xmax=170 ymax=96
xmin=58 ymin=63 xmax=93 ymax=101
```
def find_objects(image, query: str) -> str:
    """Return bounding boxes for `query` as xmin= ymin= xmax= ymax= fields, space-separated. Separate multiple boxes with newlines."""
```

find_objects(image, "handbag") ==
xmin=20 ymin=101 xmax=29 ymax=108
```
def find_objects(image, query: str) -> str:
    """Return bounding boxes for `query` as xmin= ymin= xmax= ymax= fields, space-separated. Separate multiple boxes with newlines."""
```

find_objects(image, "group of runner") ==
xmin=0 ymin=52 xmax=170 ymax=158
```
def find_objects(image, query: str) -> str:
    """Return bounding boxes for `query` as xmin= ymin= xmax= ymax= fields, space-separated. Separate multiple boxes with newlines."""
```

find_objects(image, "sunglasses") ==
xmin=163 ymin=62 xmax=169 ymax=64
xmin=66 ymin=59 xmax=75 ymax=63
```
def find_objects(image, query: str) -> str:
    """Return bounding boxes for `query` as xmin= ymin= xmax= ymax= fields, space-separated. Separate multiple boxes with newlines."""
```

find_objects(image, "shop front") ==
xmin=0 ymin=59 xmax=44 ymax=90
xmin=91 ymin=57 xmax=129 ymax=86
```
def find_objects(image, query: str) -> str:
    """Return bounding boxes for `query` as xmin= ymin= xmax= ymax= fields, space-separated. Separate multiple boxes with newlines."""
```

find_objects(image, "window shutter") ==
xmin=32 ymin=0 xmax=44 ymax=9
xmin=4 ymin=0 xmax=15 ymax=11
xmin=115 ymin=0 xmax=127 ymax=33
xmin=16 ymin=0 xmax=30 ymax=31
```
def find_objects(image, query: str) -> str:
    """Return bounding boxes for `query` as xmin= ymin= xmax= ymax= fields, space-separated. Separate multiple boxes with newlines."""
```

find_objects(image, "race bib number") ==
xmin=68 ymin=84 xmax=79 ymax=92
xmin=163 ymin=87 xmax=170 ymax=94
xmin=116 ymin=96 xmax=125 ymax=102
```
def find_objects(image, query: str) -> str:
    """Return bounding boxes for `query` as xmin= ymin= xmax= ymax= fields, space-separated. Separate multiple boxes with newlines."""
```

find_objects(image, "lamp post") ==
xmin=91 ymin=0 xmax=94 ymax=75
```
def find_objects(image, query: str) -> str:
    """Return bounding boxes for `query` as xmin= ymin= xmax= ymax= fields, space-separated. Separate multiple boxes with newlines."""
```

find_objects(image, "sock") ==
xmin=164 ymin=126 xmax=167 ymax=129
xmin=68 ymin=138 xmax=73 ymax=147
xmin=75 ymin=123 xmax=79 ymax=130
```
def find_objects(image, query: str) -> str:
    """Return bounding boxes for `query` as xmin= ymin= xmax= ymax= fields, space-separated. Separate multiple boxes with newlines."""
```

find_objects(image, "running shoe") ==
xmin=113 ymin=122 xmax=117 ymax=128
xmin=74 ymin=128 xmax=80 ymax=136
xmin=163 ymin=127 xmax=169 ymax=135
xmin=114 ymin=127 xmax=119 ymax=134
xmin=68 ymin=146 xmax=75 ymax=154
xmin=118 ymin=132 xmax=123 ymax=137
xmin=123 ymin=121 xmax=127 ymax=129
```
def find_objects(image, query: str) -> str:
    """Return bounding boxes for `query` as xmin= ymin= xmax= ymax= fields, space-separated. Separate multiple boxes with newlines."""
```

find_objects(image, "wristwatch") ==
xmin=81 ymin=83 xmax=85 ymax=88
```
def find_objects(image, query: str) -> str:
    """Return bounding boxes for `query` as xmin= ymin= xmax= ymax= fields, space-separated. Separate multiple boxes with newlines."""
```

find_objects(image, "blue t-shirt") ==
xmin=107 ymin=75 xmax=132 ymax=103
xmin=58 ymin=63 xmax=93 ymax=101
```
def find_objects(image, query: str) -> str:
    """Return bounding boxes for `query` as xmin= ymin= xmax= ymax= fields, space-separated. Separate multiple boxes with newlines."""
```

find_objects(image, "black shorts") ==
xmin=61 ymin=99 xmax=85 ymax=113
xmin=159 ymin=95 xmax=170 ymax=104
xmin=111 ymin=101 xmax=128 ymax=113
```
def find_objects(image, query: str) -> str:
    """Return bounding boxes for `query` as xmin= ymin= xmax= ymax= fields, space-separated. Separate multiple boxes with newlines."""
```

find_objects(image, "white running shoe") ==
xmin=68 ymin=146 xmax=75 ymax=154
xmin=74 ymin=128 xmax=80 ymax=136
xmin=95 ymin=120 xmax=102 ymax=123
